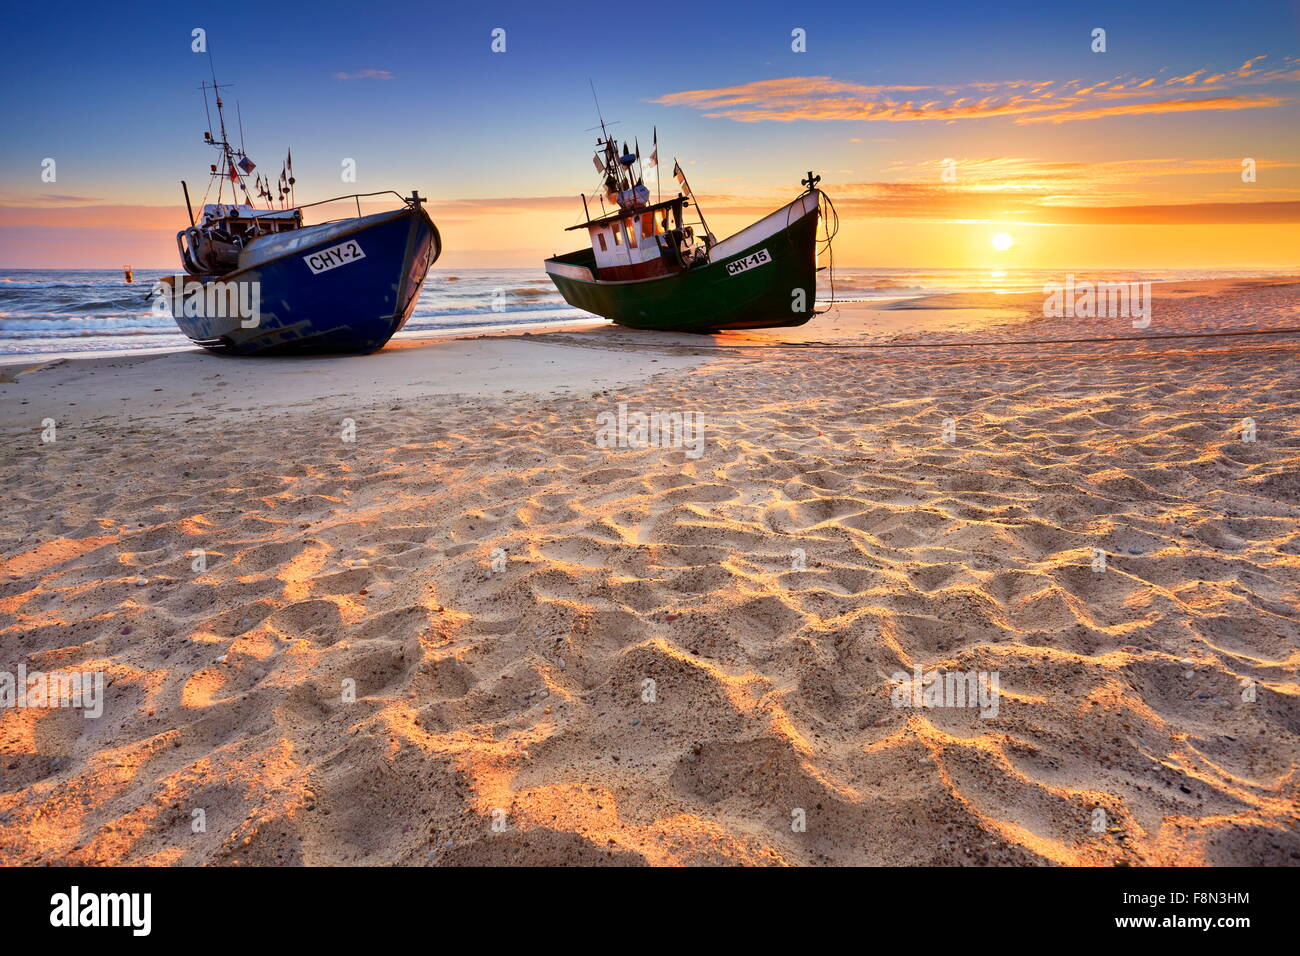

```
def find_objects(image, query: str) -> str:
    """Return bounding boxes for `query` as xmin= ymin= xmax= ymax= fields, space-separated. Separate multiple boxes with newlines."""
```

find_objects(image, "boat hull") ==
xmin=164 ymin=205 xmax=438 ymax=355
xmin=544 ymin=191 xmax=820 ymax=333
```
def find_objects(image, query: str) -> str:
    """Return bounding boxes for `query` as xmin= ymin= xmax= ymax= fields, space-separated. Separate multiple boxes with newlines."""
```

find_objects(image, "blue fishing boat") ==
xmin=161 ymin=73 xmax=439 ymax=355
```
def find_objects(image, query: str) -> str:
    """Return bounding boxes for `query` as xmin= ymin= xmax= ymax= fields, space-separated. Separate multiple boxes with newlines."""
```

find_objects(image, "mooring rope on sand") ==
xmin=701 ymin=325 xmax=1300 ymax=351
xmin=519 ymin=321 xmax=1300 ymax=366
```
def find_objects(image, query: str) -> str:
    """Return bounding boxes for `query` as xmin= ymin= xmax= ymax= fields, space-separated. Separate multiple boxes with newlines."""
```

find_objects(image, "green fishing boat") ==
xmin=544 ymin=126 xmax=829 ymax=333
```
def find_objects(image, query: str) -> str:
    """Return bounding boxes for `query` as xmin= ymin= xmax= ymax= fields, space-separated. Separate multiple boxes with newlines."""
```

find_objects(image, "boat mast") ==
xmin=199 ymin=49 xmax=254 ymax=207
xmin=587 ymin=80 xmax=624 ymax=223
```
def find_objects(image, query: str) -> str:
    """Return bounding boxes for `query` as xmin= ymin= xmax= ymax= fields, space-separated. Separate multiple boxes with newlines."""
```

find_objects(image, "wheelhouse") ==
xmin=568 ymin=195 xmax=712 ymax=281
xmin=179 ymin=204 xmax=303 ymax=276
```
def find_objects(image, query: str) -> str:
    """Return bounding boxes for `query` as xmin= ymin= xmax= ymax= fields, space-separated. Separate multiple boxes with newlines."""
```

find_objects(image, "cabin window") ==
xmin=611 ymin=227 xmax=621 ymax=246
xmin=643 ymin=212 xmax=656 ymax=238
xmin=596 ymin=232 xmax=607 ymax=252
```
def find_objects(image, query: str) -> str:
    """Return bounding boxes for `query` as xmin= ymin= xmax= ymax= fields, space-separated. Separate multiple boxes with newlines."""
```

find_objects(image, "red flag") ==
xmin=673 ymin=161 xmax=691 ymax=196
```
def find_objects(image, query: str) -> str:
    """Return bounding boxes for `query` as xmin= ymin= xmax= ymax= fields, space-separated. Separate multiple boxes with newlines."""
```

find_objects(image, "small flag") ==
xmin=648 ymin=127 xmax=658 ymax=168
xmin=673 ymin=160 xmax=691 ymax=196
xmin=237 ymin=155 xmax=256 ymax=175
xmin=593 ymin=154 xmax=604 ymax=173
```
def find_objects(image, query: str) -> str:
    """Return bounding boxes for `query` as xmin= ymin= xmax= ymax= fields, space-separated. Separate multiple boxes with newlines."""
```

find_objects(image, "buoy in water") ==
xmin=123 ymin=265 xmax=133 ymax=283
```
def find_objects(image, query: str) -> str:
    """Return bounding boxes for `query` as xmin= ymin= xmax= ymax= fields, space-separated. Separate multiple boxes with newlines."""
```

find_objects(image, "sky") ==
xmin=1 ymin=0 xmax=1298 ymax=269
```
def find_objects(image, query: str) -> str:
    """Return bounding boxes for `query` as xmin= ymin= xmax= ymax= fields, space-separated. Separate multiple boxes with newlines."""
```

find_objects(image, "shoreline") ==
xmin=3 ymin=272 xmax=1296 ymax=366
xmin=4 ymin=276 xmax=1298 ymax=430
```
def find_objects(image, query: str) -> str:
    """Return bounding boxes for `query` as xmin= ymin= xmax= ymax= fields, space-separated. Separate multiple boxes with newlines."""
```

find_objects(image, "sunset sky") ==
xmin=1 ymin=0 xmax=1298 ymax=269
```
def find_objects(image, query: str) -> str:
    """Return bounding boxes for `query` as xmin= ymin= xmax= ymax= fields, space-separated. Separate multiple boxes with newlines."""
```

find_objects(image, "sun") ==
xmin=991 ymin=232 xmax=1014 ymax=252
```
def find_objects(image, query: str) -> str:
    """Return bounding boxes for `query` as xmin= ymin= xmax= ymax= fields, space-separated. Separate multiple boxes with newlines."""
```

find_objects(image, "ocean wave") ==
xmin=0 ymin=314 xmax=171 ymax=332
xmin=6 ymin=266 xmax=1276 ymax=357
xmin=409 ymin=302 xmax=575 ymax=318
xmin=420 ymin=290 xmax=565 ymax=302
xmin=0 ymin=279 xmax=162 ymax=291
xmin=404 ymin=312 xmax=594 ymax=330
xmin=52 ymin=298 xmax=151 ymax=313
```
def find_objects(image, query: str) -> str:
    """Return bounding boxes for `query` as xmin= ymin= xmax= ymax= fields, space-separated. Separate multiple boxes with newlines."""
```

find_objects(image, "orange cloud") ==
xmin=1017 ymin=94 xmax=1289 ymax=124
xmin=1025 ymin=201 xmax=1300 ymax=225
xmin=696 ymin=184 xmax=1300 ymax=226
xmin=430 ymin=196 xmax=577 ymax=214
xmin=0 ymin=204 xmax=181 ymax=228
xmin=0 ymin=195 xmax=592 ymax=268
xmin=653 ymin=57 xmax=1299 ymax=125
xmin=680 ymin=146 xmax=1300 ymax=228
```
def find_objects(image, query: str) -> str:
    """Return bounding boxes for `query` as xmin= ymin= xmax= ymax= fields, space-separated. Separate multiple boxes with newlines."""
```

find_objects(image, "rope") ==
xmin=812 ymin=191 xmax=839 ymax=316
xmin=680 ymin=324 xmax=1300 ymax=351
xmin=782 ymin=188 xmax=840 ymax=317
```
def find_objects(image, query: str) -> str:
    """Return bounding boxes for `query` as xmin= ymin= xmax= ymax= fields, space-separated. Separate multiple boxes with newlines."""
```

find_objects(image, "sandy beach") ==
xmin=2 ymin=276 xmax=1298 ymax=866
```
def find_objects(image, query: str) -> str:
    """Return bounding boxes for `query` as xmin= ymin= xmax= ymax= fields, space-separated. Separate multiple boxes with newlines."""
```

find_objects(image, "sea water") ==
xmin=0 ymin=267 xmax=1277 ymax=356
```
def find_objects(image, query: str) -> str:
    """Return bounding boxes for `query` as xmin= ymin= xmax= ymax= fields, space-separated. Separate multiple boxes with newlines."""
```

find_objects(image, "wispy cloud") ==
xmin=696 ymin=185 xmax=1300 ymax=225
xmin=678 ymin=150 xmax=1300 ymax=226
xmin=334 ymin=69 xmax=394 ymax=80
xmin=0 ymin=193 xmax=104 ymax=206
xmin=430 ymin=196 xmax=575 ymax=213
xmin=1017 ymin=94 xmax=1287 ymax=124
xmin=891 ymin=156 xmax=1300 ymax=204
xmin=653 ymin=56 xmax=1299 ymax=125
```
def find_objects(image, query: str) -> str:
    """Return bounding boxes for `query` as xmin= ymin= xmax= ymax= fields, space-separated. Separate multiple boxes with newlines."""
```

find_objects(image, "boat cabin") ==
xmin=567 ymin=196 xmax=707 ymax=281
xmin=180 ymin=204 xmax=304 ymax=277
xmin=200 ymin=203 xmax=302 ymax=235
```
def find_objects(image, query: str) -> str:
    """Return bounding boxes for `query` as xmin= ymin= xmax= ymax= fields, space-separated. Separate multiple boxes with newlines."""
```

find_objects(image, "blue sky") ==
xmin=2 ymin=0 xmax=1294 ymax=199
xmin=2 ymin=0 xmax=1297 ymax=266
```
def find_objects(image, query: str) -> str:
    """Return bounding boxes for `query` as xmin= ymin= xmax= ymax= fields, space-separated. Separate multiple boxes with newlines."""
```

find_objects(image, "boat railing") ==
xmin=290 ymin=190 xmax=423 ymax=225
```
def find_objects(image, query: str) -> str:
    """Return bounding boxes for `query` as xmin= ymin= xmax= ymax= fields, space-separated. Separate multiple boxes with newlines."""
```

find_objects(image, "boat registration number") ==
xmin=304 ymin=240 xmax=367 ymax=275
xmin=726 ymin=248 xmax=771 ymax=276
